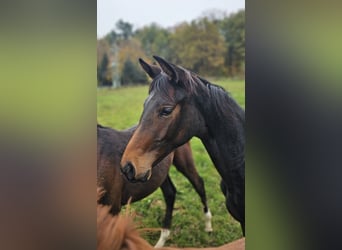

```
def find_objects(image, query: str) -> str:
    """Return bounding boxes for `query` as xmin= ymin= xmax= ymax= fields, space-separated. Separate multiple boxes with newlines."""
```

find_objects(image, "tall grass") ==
xmin=97 ymin=78 xmax=244 ymax=247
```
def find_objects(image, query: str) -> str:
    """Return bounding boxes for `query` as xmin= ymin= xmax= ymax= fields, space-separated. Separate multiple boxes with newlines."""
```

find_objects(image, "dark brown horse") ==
xmin=120 ymin=56 xmax=245 ymax=235
xmin=97 ymin=124 xmax=212 ymax=247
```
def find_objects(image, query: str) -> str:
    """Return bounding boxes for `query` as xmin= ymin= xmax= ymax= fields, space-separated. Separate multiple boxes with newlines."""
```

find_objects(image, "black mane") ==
xmin=97 ymin=123 xmax=107 ymax=128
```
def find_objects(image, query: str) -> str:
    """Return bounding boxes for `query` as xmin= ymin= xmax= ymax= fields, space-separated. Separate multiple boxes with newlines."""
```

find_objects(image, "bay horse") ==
xmin=97 ymin=188 xmax=245 ymax=250
xmin=120 ymin=56 xmax=245 ymax=235
xmin=97 ymin=124 xmax=212 ymax=247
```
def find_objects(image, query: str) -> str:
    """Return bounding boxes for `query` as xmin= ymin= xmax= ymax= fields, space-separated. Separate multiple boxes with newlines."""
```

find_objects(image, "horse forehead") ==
xmin=145 ymin=90 xmax=174 ymax=106
xmin=144 ymin=92 xmax=154 ymax=105
xmin=142 ymin=93 xmax=159 ymax=118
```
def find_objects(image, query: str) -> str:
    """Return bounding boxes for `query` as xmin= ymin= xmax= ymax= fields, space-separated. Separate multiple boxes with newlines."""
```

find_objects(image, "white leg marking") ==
xmin=154 ymin=229 xmax=170 ymax=248
xmin=204 ymin=209 xmax=213 ymax=232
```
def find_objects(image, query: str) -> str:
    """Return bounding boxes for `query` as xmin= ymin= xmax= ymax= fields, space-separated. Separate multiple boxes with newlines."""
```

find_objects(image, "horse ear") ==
xmin=153 ymin=55 xmax=179 ymax=82
xmin=138 ymin=58 xmax=161 ymax=79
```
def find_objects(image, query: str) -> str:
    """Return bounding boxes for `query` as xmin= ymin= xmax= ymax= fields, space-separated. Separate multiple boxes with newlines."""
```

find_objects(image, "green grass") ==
xmin=97 ymin=78 xmax=245 ymax=247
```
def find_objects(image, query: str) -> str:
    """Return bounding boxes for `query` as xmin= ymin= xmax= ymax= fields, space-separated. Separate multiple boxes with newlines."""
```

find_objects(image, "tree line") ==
xmin=97 ymin=9 xmax=244 ymax=87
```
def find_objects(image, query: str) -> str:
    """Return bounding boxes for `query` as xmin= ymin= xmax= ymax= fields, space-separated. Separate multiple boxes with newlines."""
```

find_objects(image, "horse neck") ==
xmin=201 ymin=134 xmax=244 ymax=181
xmin=193 ymin=88 xmax=245 ymax=179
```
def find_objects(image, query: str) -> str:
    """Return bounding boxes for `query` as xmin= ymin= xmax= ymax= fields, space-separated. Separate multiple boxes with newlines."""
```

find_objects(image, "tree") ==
xmin=116 ymin=19 xmax=133 ymax=40
xmin=219 ymin=10 xmax=245 ymax=76
xmin=134 ymin=24 xmax=171 ymax=59
xmin=117 ymin=38 xmax=147 ymax=74
xmin=121 ymin=58 xmax=147 ymax=85
xmin=116 ymin=38 xmax=148 ymax=85
xmin=169 ymin=18 xmax=227 ymax=75
xmin=97 ymin=53 xmax=112 ymax=86
xmin=105 ymin=30 xmax=119 ymax=45
xmin=97 ymin=39 xmax=113 ymax=86
xmin=97 ymin=39 xmax=110 ymax=66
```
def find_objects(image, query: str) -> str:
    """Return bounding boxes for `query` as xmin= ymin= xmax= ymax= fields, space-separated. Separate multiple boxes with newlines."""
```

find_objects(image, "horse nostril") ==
xmin=140 ymin=169 xmax=151 ymax=182
xmin=122 ymin=163 xmax=135 ymax=181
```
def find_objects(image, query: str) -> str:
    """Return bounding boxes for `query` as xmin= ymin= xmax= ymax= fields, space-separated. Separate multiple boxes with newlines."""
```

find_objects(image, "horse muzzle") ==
xmin=121 ymin=162 xmax=151 ymax=183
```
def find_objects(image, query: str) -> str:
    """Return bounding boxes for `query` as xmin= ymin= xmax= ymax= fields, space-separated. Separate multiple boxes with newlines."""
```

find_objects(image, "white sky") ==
xmin=97 ymin=0 xmax=245 ymax=38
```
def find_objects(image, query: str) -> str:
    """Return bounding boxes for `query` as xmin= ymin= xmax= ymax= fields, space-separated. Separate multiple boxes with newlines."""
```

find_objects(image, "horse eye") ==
xmin=159 ymin=107 xmax=173 ymax=117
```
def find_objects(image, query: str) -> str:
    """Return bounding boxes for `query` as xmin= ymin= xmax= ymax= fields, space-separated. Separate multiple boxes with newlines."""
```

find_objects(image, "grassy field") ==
xmin=97 ymin=78 xmax=245 ymax=247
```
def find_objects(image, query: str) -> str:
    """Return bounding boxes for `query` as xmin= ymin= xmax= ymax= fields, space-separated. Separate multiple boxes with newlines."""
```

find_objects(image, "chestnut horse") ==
xmin=97 ymin=124 xmax=212 ymax=247
xmin=120 ymin=57 xmax=245 ymax=235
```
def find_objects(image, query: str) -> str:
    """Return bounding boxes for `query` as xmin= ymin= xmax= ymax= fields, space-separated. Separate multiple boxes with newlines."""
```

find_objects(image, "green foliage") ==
xmin=121 ymin=58 xmax=147 ymax=85
xmin=218 ymin=10 xmax=245 ymax=76
xmin=169 ymin=18 xmax=227 ymax=75
xmin=105 ymin=30 xmax=118 ymax=45
xmin=98 ymin=9 xmax=245 ymax=82
xmin=97 ymin=53 xmax=112 ymax=86
xmin=116 ymin=19 xmax=133 ymax=40
xmin=103 ymin=19 xmax=134 ymax=47
xmin=134 ymin=24 xmax=171 ymax=59
xmin=97 ymin=78 xmax=245 ymax=247
xmin=116 ymin=38 xmax=148 ymax=82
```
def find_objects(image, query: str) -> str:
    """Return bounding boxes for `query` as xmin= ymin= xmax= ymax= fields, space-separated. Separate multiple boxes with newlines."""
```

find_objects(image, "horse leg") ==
xmin=173 ymin=142 xmax=212 ymax=232
xmin=98 ymin=189 xmax=122 ymax=215
xmin=155 ymin=174 xmax=176 ymax=248
xmin=106 ymin=181 xmax=123 ymax=215
xmin=228 ymin=200 xmax=244 ymax=236
xmin=221 ymin=180 xmax=245 ymax=236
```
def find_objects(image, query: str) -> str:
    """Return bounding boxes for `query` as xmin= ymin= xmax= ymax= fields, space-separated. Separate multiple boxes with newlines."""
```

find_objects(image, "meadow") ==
xmin=97 ymin=78 xmax=245 ymax=247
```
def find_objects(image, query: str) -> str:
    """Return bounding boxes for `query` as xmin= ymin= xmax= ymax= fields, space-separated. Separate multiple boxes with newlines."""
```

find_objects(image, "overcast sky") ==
xmin=97 ymin=0 xmax=245 ymax=38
